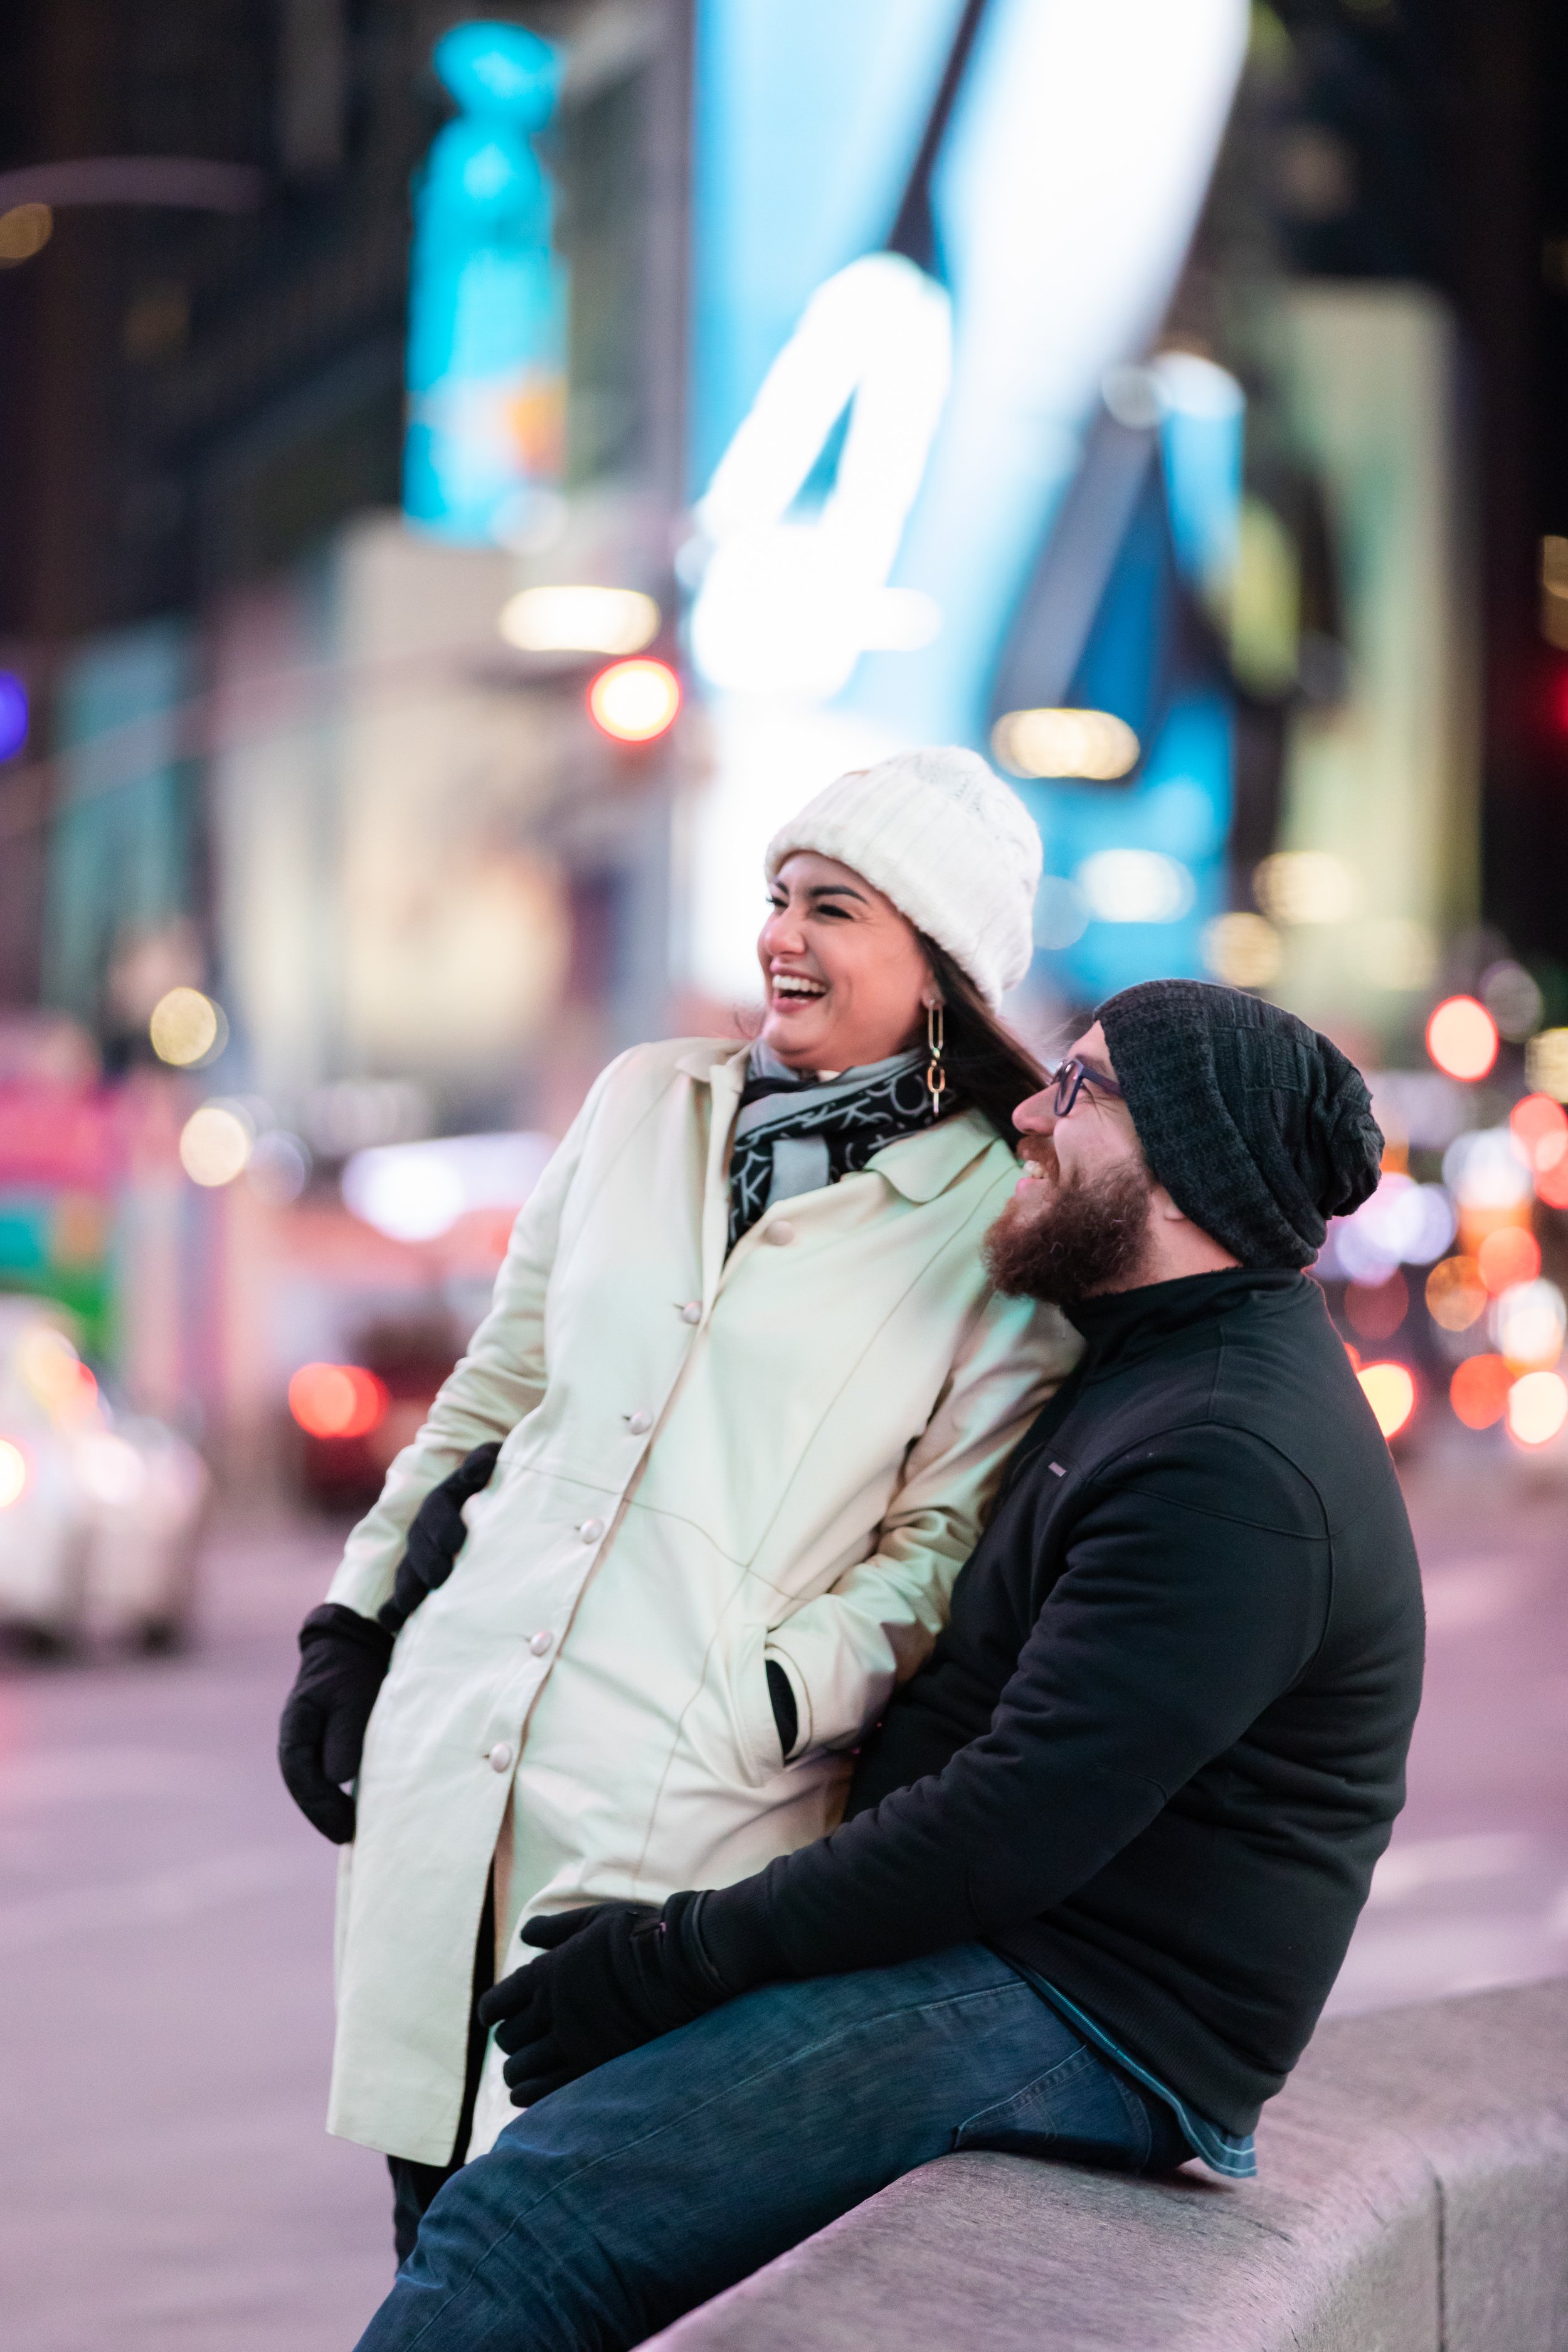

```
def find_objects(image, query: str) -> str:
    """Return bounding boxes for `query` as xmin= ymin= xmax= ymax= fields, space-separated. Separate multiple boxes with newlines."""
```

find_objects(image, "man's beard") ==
xmin=985 ymin=1145 xmax=1153 ymax=1305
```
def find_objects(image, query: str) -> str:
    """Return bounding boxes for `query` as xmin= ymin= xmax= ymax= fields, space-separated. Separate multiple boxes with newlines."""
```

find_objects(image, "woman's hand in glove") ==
xmin=477 ymin=1895 xmax=732 ymax=2105
xmin=277 ymin=1604 xmax=395 ymax=1843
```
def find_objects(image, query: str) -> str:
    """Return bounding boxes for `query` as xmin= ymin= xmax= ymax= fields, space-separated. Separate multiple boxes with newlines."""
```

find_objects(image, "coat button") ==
xmin=680 ymin=1301 xmax=702 ymax=1325
xmin=627 ymin=1409 xmax=652 ymax=1434
xmin=487 ymin=1743 xmax=514 ymax=1773
xmin=768 ymin=1220 xmax=796 ymax=1246
xmin=579 ymin=1517 xmax=605 ymax=1542
xmin=529 ymin=1629 xmax=554 ymax=1656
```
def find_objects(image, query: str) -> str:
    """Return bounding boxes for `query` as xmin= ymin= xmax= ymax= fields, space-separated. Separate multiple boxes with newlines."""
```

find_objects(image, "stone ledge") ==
xmin=649 ymin=1978 xmax=1568 ymax=2352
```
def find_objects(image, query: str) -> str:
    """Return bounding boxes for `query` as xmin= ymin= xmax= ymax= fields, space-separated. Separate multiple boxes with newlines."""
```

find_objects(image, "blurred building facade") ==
xmin=1 ymin=0 xmax=1567 ymax=1470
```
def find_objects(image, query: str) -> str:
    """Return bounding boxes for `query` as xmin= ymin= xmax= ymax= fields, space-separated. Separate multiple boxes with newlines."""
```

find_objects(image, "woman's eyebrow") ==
xmin=807 ymin=884 xmax=869 ymax=906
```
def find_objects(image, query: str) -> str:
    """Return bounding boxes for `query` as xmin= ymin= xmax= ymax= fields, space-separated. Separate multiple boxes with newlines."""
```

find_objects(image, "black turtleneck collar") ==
xmin=1063 ymin=1266 xmax=1306 ymax=1379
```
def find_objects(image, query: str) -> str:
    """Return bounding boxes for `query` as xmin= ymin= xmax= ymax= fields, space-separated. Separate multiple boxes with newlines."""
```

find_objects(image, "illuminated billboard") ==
xmin=403 ymin=23 xmax=567 ymax=545
xmin=681 ymin=0 xmax=1249 ymax=1008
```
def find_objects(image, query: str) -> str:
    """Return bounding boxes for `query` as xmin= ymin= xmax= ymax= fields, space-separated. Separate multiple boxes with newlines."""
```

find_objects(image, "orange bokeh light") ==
xmin=1425 ymin=995 xmax=1498 ymax=1082
xmin=587 ymin=658 xmax=681 ymax=743
xmin=1357 ymin=1361 xmax=1416 ymax=1439
xmin=288 ymin=1362 xmax=389 ymax=1441
xmin=1476 ymin=1225 xmax=1541 ymax=1295
xmin=1449 ymin=1353 xmax=1512 ymax=1429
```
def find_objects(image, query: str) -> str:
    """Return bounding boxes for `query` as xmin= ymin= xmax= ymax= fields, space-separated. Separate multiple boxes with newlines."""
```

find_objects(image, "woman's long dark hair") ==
xmin=918 ymin=937 xmax=1046 ymax=1147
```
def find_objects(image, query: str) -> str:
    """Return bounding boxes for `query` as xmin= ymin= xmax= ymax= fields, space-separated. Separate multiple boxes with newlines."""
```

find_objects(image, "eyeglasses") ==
xmin=1046 ymin=1057 xmax=1126 ymax=1117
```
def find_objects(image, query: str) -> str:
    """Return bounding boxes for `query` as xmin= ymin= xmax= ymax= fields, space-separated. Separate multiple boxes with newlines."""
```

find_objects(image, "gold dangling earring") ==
xmin=925 ymin=1000 xmax=946 ymax=1113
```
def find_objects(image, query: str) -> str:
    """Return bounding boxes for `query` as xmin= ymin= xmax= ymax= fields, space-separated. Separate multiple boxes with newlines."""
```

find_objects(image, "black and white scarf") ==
xmin=727 ymin=1042 xmax=940 ymax=1249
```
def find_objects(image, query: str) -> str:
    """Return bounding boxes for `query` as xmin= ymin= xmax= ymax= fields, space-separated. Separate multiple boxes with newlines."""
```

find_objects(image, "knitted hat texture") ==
xmin=765 ymin=746 xmax=1042 ymax=1008
xmin=1096 ymin=979 xmax=1384 ymax=1269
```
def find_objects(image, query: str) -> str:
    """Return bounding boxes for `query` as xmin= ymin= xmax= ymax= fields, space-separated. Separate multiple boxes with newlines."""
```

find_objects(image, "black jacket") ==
xmin=703 ymin=1269 xmax=1425 ymax=2135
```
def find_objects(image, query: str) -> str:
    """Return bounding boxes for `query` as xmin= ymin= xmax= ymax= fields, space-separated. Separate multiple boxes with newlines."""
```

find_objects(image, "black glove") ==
xmin=378 ymin=1441 xmax=501 ymax=1633
xmin=277 ymin=1603 xmax=395 ymax=1843
xmin=476 ymin=1895 xmax=732 ymax=2104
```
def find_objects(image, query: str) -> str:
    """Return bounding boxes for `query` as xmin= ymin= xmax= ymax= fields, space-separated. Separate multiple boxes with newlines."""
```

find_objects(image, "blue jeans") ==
xmin=354 ymin=1945 xmax=1189 ymax=2352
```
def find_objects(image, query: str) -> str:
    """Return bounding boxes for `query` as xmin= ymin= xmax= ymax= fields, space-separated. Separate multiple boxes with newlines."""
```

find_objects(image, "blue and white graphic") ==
xmin=682 ymin=0 xmax=1251 ymax=1006
xmin=403 ymin=21 xmax=566 ymax=544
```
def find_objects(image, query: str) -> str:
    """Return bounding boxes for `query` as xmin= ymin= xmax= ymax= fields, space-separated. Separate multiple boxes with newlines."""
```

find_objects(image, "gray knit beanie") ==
xmin=1096 ymin=980 xmax=1384 ymax=1269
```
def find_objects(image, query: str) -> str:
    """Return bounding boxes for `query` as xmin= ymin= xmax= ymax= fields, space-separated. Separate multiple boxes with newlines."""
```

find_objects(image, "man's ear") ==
xmin=1148 ymin=1179 xmax=1191 ymax=1228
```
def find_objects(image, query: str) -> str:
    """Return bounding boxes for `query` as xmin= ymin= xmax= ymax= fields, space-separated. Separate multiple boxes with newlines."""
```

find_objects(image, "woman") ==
xmin=278 ymin=744 xmax=1079 ymax=2254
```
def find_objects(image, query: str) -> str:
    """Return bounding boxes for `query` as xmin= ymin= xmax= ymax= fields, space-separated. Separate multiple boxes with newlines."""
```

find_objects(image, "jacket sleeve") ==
xmin=762 ymin=1290 xmax=1081 ymax=1755
xmin=705 ymin=1430 xmax=1332 ymax=1978
xmin=323 ymin=1059 xmax=622 ymax=1619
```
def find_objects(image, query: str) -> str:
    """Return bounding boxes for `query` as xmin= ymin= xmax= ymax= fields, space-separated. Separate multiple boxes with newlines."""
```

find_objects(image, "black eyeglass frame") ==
xmin=1047 ymin=1056 xmax=1126 ymax=1117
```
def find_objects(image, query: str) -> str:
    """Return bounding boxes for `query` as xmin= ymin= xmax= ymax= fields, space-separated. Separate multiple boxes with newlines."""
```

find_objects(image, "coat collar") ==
xmin=868 ymin=1110 xmax=1000 ymax=1202
xmin=676 ymin=1037 xmax=1000 ymax=1205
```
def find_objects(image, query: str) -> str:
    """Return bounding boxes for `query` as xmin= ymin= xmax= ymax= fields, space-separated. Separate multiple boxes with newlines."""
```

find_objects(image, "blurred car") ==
xmin=0 ymin=1299 xmax=209 ymax=1653
xmin=288 ymin=1311 xmax=462 ymax=1514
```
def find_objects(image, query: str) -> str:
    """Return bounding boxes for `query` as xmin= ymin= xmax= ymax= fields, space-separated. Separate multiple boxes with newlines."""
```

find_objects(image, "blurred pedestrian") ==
xmin=277 ymin=746 xmax=1078 ymax=2258
xmin=349 ymin=983 xmax=1424 ymax=2352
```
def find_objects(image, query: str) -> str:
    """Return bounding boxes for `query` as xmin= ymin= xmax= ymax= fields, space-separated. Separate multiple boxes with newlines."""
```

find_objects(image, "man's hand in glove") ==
xmin=277 ymin=1604 xmax=395 ymax=1843
xmin=378 ymin=1439 xmax=501 ymax=1633
xmin=277 ymin=1438 xmax=500 ymax=1843
xmin=477 ymin=1895 xmax=733 ymax=2104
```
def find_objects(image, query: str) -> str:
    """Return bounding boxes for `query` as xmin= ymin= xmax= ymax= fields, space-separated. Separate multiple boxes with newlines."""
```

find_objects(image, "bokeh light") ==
xmin=1491 ymin=1278 xmax=1567 ymax=1371
xmin=287 ymin=1363 xmax=389 ymax=1441
xmin=1358 ymin=1361 xmax=1416 ymax=1439
xmin=500 ymin=585 xmax=660 ymax=655
xmin=1476 ymin=1226 xmax=1541 ymax=1295
xmin=1426 ymin=1256 xmax=1488 ymax=1332
xmin=1535 ymin=1155 xmax=1568 ymax=1212
xmin=179 ymin=1104 xmax=253 ymax=1187
xmin=0 ymin=1438 xmax=29 ymax=1509
xmin=150 ymin=986 xmax=226 ymax=1067
xmin=0 ymin=670 xmax=29 ymax=762
xmin=246 ymin=1131 xmax=311 ymax=1207
xmin=1481 ymin=958 xmax=1544 ymax=1041
xmin=77 ymin=1432 xmax=147 ymax=1507
xmin=1442 ymin=1127 xmax=1532 ymax=1212
xmin=588 ymin=657 xmax=681 ymax=741
xmin=17 ymin=1326 xmax=98 ymax=1423
xmin=1253 ymin=850 xmax=1357 ymax=925
xmin=1426 ymin=995 xmax=1498 ymax=1081
xmin=1508 ymin=1093 xmax=1568 ymax=1171
xmin=0 ymin=202 xmax=52 ymax=264
xmin=1201 ymin=911 xmax=1282 ymax=988
xmin=1335 ymin=1173 xmax=1456 ymax=1279
xmin=1523 ymin=1027 xmax=1568 ymax=1103
xmin=1075 ymin=848 xmax=1194 ymax=924
xmin=1505 ymin=1369 xmax=1568 ymax=1448
xmin=991 ymin=707 xmax=1139 ymax=780
xmin=1449 ymin=1354 xmax=1512 ymax=1429
xmin=1032 ymin=876 xmax=1090 ymax=951
xmin=1345 ymin=1271 xmax=1407 ymax=1340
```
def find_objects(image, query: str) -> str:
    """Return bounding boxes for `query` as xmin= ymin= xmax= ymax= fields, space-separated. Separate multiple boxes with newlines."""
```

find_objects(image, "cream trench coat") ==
xmin=323 ymin=1037 xmax=1078 ymax=2164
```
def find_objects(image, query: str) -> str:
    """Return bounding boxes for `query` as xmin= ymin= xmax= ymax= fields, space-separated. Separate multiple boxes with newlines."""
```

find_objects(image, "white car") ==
xmin=0 ymin=1301 xmax=209 ymax=1653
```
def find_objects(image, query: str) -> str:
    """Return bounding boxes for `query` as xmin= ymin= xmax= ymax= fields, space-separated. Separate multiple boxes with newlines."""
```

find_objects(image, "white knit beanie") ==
xmin=765 ymin=746 xmax=1042 ymax=1009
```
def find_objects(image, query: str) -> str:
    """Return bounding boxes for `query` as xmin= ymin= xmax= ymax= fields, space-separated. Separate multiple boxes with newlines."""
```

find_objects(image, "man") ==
xmin=354 ymin=980 xmax=1425 ymax=2352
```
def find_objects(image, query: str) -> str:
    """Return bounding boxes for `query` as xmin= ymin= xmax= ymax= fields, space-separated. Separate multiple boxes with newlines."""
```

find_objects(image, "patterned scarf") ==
xmin=727 ymin=1042 xmax=940 ymax=1249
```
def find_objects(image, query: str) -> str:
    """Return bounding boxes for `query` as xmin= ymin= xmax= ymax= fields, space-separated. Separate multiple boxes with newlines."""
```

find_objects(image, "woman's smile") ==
xmin=768 ymin=969 xmax=829 ymax=1011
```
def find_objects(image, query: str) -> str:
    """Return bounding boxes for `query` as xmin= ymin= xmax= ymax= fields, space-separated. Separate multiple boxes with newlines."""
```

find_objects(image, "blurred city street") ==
xmin=3 ymin=4 xmax=1568 ymax=2346
xmin=1 ymin=1442 xmax=1564 ymax=2352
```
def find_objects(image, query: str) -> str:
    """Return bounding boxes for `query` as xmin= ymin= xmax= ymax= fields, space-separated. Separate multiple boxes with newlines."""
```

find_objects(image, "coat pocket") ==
xmin=722 ymin=1616 xmax=789 ymax=1788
